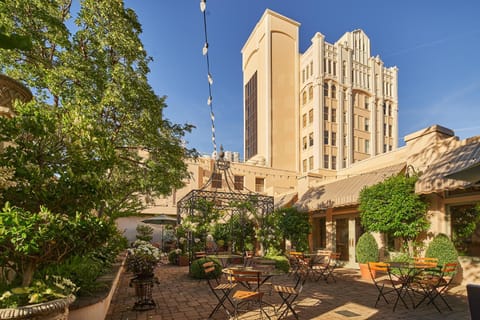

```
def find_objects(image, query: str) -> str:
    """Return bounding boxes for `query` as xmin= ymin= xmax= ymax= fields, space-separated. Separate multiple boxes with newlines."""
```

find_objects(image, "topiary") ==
xmin=190 ymin=258 xmax=222 ymax=279
xmin=355 ymin=232 xmax=379 ymax=264
xmin=425 ymin=233 xmax=458 ymax=267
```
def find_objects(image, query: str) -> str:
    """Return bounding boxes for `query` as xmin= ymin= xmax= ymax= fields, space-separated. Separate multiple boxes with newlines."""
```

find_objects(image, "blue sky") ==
xmin=125 ymin=0 xmax=480 ymax=158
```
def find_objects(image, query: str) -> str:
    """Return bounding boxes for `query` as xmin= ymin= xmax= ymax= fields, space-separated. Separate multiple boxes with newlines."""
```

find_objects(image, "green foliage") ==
xmin=190 ymin=258 xmax=222 ymax=279
xmin=355 ymin=232 xmax=379 ymax=264
xmin=168 ymin=249 xmax=185 ymax=265
xmin=0 ymin=276 xmax=77 ymax=308
xmin=273 ymin=207 xmax=311 ymax=252
xmin=135 ymin=224 xmax=154 ymax=242
xmin=0 ymin=202 xmax=117 ymax=287
xmin=263 ymin=255 xmax=290 ymax=273
xmin=450 ymin=204 xmax=480 ymax=254
xmin=359 ymin=174 xmax=429 ymax=243
xmin=0 ymin=0 xmax=196 ymax=218
xmin=425 ymin=233 xmax=458 ymax=267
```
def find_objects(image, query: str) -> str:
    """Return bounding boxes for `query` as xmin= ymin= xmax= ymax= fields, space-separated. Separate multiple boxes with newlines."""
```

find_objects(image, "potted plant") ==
xmin=355 ymin=232 xmax=379 ymax=280
xmin=0 ymin=203 xmax=113 ymax=319
xmin=126 ymin=240 xmax=161 ymax=311
xmin=126 ymin=240 xmax=161 ymax=278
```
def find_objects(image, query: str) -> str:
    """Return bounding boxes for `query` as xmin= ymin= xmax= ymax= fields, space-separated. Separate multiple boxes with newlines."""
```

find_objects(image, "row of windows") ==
xmin=383 ymin=103 xmax=393 ymax=116
xmin=323 ymin=58 xmax=337 ymax=77
xmin=302 ymin=109 xmax=314 ymax=128
xmin=383 ymin=123 xmax=393 ymax=137
xmin=323 ymin=106 xmax=337 ymax=122
xmin=211 ymin=173 xmax=265 ymax=193
xmin=353 ymin=137 xmax=370 ymax=154
xmin=302 ymin=82 xmax=339 ymax=106
xmin=301 ymin=61 xmax=314 ymax=84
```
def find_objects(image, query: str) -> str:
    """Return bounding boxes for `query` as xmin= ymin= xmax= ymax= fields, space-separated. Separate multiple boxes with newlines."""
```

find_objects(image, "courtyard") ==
xmin=105 ymin=263 xmax=469 ymax=320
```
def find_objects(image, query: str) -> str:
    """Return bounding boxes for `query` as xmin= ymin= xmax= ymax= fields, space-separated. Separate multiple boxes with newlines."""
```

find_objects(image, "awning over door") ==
xmin=295 ymin=163 xmax=406 ymax=211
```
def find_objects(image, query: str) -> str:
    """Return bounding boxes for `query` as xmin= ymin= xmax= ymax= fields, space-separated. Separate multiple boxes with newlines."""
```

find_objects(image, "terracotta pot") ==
xmin=178 ymin=255 xmax=189 ymax=266
xmin=359 ymin=263 xmax=374 ymax=280
xmin=0 ymin=295 xmax=75 ymax=320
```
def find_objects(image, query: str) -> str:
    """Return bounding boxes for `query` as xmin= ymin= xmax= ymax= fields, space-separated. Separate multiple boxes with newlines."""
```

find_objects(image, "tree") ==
xmin=0 ymin=0 xmax=195 ymax=217
xmin=274 ymin=207 xmax=311 ymax=252
xmin=358 ymin=174 xmax=429 ymax=253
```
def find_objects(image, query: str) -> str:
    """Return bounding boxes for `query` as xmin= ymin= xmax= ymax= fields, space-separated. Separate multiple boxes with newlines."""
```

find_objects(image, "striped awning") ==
xmin=295 ymin=163 xmax=406 ymax=212
xmin=416 ymin=139 xmax=480 ymax=194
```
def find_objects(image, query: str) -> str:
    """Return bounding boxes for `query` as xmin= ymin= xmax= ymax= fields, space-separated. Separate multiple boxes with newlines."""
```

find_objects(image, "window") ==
xmin=388 ymin=125 xmax=392 ymax=137
xmin=365 ymin=118 xmax=369 ymax=132
xmin=342 ymin=158 xmax=346 ymax=168
xmin=450 ymin=204 xmax=480 ymax=256
xmin=324 ymin=130 xmax=329 ymax=145
xmin=323 ymin=59 xmax=326 ymax=73
xmin=383 ymin=103 xmax=387 ymax=115
xmin=234 ymin=175 xmax=244 ymax=191
xmin=308 ymin=86 xmax=313 ymax=100
xmin=323 ymin=155 xmax=329 ymax=169
xmin=309 ymin=133 xmax=314 ymax=147
xmin=308 ymin=109 xmax=313 ymax=124
xmin=302 ymin=159 xmax=307 ymax=173
xmin=302 ymin=136 xmax=307 ymax=150
xmin=365 ymin=101 xmax=369 ymax=109
xmin=302 ymin=91 xmax=307 ymax=105
xmin=332 ymin=132 xmax=337 ymax=146
xmin=255 ymin=177 xmax=265 ymax=192
xmin=323 ymin=106 xmax=329 ymax=121
xmin=212 ymin=172 xmax=222 ymax=188
xmin=383 ymin=144 xmax=387 ymax=153
xmin=331 ymin=85 xmax=336 ymax=99
xmin=310 ymin=61 xmax=313 ymax=76
xmin=302 ymin=114 xmax=307 ymax=128
xmin=302 ymin=69 xmax=305 ymax=83
xmin=245 ymin=72 xmax=257 ymax=160
xmin=331 ymin=108 xmax=336 ymax=123
xmin=309 ymin=156 xmax=314 ymax=170
xmin=383 ymin=123 xmax=387 ymax=136
xmin=389 ymin=105 xmax=392 ymax=116
xmin=332 ymin=156 xmax=337 ymax=170
xmin=365 ymin=139 xmax=370 ymax=154
xmin=324 ymin=83 xmax=328 ymax=97
xmin=306 ymin=65 xmax=309 ymax=79
xmin=333 ymin=61 xmax=337 ymax=76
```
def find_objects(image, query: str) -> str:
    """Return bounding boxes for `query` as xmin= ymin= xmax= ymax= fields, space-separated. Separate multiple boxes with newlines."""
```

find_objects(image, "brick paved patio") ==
xmin=105 ymin=263 xmax=470 ymax=320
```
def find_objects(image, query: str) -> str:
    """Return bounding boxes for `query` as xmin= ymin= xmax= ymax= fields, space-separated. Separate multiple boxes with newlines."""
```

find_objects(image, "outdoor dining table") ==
xmin=387 ymin=261 xmax=438 ymax=310
xmin=222 ymin=266 xmax=285 ymax=291
xmin=208 ymin=253 xmax=243 ymax=268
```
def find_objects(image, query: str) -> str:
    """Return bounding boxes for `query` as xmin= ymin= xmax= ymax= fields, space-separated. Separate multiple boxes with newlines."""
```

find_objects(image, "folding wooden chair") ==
xmin=273 ymin=268 xmax=308 ymax=319
xmin=322 ymin=252 xmax=341 ymax=283
xmin=414 ymin=262 xmax=458 ymax=312
xmin=228 ymin=269 xmax=268 ymax=319
xmin=203 ymin=261 xmax=236 ymax=319
xmin=368 ymin=262 xmax=408 ymax=311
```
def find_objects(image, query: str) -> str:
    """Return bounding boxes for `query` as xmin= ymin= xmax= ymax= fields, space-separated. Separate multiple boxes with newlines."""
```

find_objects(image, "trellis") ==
xmin=176 ymin=153 xmax=274 ymax=269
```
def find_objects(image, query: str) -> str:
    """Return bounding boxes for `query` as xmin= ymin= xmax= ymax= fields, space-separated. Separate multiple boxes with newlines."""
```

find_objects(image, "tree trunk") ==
xmin=21 ymin=262 xmax=36 ymax=287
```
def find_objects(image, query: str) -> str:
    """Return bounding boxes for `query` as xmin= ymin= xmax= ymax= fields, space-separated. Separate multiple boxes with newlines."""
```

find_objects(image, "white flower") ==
xmin=194 ymin=238 xmax=200 ymax=243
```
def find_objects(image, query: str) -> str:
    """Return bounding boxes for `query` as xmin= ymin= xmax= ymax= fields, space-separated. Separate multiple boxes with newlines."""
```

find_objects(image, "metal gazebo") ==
xmin=176 ymin=151 xmax=274 ymax=271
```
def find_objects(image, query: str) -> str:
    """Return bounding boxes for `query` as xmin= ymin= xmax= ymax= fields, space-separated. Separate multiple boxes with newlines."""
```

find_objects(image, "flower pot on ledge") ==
xmin=0 ymin=294 xmax=75 ymax=320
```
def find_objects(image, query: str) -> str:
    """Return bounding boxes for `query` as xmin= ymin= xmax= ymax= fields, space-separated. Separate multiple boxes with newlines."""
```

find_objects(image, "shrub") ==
xmin=168 ymin=249 xmax=182 ymax=264
xmin=190 ymin=258 xmax=222 ymax=279
xmin=264 ymin=256 xmax=290 ymax=273
xmin=425 ymin=233 xmax=458 ymax=267
xmin=355 ymin=232 xmax=379 ymax=264
xmin=136 ymin=224 xmax=154 ymax=242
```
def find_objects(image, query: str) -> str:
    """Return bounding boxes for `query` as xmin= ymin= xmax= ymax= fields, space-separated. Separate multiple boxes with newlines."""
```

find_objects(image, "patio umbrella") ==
xmin=142 ymin=214 xmax=178 ymax=225
xmin=141 ymin=214 xmax=178 ymax=250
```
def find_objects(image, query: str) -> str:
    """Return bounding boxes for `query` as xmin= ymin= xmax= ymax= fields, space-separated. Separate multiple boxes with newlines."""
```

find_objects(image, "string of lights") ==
xmin=200 ymin=0 xmax=217 ymax=154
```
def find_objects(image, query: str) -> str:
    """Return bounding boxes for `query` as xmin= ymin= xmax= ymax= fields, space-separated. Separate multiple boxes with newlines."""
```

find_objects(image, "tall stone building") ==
xmin=241 ymin=9 xmax=398 ymax=174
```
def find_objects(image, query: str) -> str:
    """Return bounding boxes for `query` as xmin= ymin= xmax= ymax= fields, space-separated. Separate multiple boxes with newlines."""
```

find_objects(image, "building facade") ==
xmin=242 ymin=10 xmax=398 ymax=174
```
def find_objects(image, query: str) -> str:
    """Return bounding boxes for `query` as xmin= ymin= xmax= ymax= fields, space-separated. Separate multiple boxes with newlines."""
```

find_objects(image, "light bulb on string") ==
xmin=207 ymin=96 xmax=212 ymax=105
xmin=202 ymin=43 xmax=208 ymax=55
xmin=208 ymin=73 xmax=213 ymax=85
xmin=200 ymin=0 xmax=206 ymax=12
